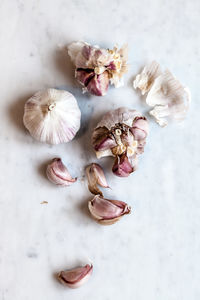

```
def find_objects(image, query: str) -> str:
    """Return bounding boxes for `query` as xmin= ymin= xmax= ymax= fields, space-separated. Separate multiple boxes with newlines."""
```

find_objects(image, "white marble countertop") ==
xmin=0 ymin=0 xmax=199 ymax=299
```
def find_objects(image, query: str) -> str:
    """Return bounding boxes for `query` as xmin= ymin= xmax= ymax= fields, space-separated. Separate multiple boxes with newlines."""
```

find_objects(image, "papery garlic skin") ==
xmin=133 ymin=61 xmax=162 ymax=95
xmin=146 ymin=70 xmax=191 ymax=127
xmin=86 ymin=163 xmax=109 ymax=196
xmin=58 ymin=264 xmax=93 ymax=289
xmin=88 ymin=195 xmax=131 ymax=225
xmin=23 ymin=89 xmax=81 ymax=144
xmin=46 ymin=158 xmax=77 ymax=186
xmin=134 ymin=61 xmax=191 ymax=126
xmin=92 ymin=107 xmax=149 ymax=177
xmin=68 ymin=41 xmax=128 ymax=96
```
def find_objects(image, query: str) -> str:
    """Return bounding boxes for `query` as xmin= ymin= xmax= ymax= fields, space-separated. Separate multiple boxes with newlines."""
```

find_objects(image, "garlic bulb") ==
xmin=68 ymin=41 xmax=128 ymax=96
xmin=88 ymin=195 xmax=131 ymax=225
xmin=86 ymin=163 xmax=109 ymax=196
xmin=46 ymin=158 xmax=77 ymax=186
xmin=23 ymin=89 xmax=81 ymax=144
xmin=58 ymin=264 xmax=93 ymax=288
xmin=92 ymin=107 xmax=149 ymax=177
xmin=133 ymin=62 xmax=191 ymax=126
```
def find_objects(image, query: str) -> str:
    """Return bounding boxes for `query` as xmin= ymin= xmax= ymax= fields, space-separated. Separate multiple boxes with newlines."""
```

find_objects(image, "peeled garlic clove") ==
xmin=88 ymin=195 xmax=131 ymax=225
xmin=23 ymin=89 xmax=81 ymax=144
xmin=86 ymin=163 xmax=109 ymax=196
xmin=112 ymin=154 xmax=134 ymax=177
xmin=86 ymin=72 xmax=109 ymax=96
xmin=133 ymin=61 xmax=162 ymax=95
xmin=46 ymin=158 xmax=77 ymax=186
xmin=58 ymin=264 xmax=93 ymax=289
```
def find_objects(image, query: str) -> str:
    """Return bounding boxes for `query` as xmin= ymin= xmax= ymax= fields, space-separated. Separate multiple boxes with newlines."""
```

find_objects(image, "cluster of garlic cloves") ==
xmin=58 ymin=264 xmax=93 ymax=288
xmin=85 ymin=163 xmax=109 ymax=196
xmin=85 ymin=162 xmax=131 ymax=224
xmin=88 ymin=195 xmax=131 ymax=225
xmin=68 ymin=41 xmax=128 ymax=96
xmin=133 ymin=61 xmax=191 ymax=127
xmin=46 ymin=158 xmax=77 ymax=186
xmin=92 ymin=107 xmax=149 ymax=177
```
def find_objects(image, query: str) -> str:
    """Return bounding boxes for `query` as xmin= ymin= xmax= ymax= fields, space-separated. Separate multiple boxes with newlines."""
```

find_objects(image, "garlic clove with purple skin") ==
xmin=131 ymin=117 xmax=149 ymax=140
xmin=46 ymin=158 xmax=77 ymax=186
xmin=58 ymin=264 xmax=93 ymax=289
xmin=86 ymin=163 xmax=109 ymax=196
xmin=86 ymin=72 xmax=109 ymax=96
xmin=112 ymin=154 xmax=134 ymax=177
xmin=88 ymin=195 xmax=131 ymax=225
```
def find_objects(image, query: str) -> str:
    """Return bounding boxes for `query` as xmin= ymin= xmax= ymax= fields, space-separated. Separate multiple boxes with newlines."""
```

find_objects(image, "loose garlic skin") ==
xmin=134 ymin=61 xmax=191 ymax=126
xmin=46 ymin=158 xmax=77 ymax=186
xmin=58 ymin=264 xmax=93 ymax=289
xmin=23 ymin=89 xmax=81 ymax=144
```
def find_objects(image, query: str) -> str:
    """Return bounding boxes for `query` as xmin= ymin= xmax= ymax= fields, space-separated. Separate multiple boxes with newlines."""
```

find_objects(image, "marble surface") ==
xmin=0 ymin=0 xmax=199 ymax=299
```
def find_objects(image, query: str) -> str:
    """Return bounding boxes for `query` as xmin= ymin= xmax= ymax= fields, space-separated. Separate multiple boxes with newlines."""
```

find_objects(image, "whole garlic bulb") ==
xmin=23 ymin=89 xmax=81 ymax=144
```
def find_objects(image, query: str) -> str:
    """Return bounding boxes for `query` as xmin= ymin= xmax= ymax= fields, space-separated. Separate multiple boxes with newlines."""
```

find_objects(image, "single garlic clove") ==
xmin=131 ymin=117 xmax=149 ymax=140
xmin=86 ymin=163 xmax=109 ymax=196
xmin=112 ymin=154 xmax=134 ymax=177
xmin=76 ymin=69 xmax=95 ymax=86
xmin=88 ymin=195 xmax=131 ymax=225
xmin=86 ymin=72 xmax=109 ymax=96
xmin=58 ymin=264 xmax=93 ymax=289
xmin=94 ymin=136 xmax=117 ymax=151
xmin=46 ymin=158 xmax=77 ymax=186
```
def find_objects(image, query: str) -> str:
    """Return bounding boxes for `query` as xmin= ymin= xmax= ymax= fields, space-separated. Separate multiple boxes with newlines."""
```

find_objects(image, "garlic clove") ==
xmin=112 ymin=154 xmax=134 ymax=177
xmin=76 ymin=69 xmax=95 ymax=86
xmin=86 ymin=163 xmax=109 ymax=196
xmin=133 ymin=61 xmax=162 ymax=95
xmin=131 ymin=117 xmax=149 ymax=140
xmin=23 ymin=89 xmax=81 ymax=144
xmin=58 ymin=264 xmax=93 ymax=289
xmin=88 ymin=195 xmax=131 ymax=225
xmin=94 ymin=136 xmax=117 ymax=151
xmin=46 ymin=158 xmax=77 ymax=186
xmin=86 ymin=72 xmax=109 ymax=96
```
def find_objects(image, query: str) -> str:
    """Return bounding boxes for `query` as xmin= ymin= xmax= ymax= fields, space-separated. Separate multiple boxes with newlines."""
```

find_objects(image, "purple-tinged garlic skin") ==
xmin=112 ymin=153 xmax=133 ymax=177
xmin=86 ymin=163 xmax=109 ymax=196
xmin=58 ymin=264 xmax=93 ymax=289
xmin=68 ymin=41 xmax=128 ymax=96
xmin=88 ymin=195 xmax=131 ymax=225
xmin=46 ymin=158 xmax=77 ymax=186
xmin=92 ymin=107 xmax=149 ymax=177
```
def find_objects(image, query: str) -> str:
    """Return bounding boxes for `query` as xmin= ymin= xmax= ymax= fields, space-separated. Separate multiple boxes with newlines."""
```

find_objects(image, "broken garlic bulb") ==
xmin=92 ymin=107 xmax=149 ymax=177
xmin=86 ymin=163 xmax=109 ymax=196
xmin=58 ymin=264 xmax=93 ymax=288
xmin=68 ymin=41 xmax=128 ymax=96
xmin=88 ymin=195 xmax=131 ymax=225
xmin=46 ymin=158 xmax=77 ymax=186
xmin=133 ymin=61 xmax=191 ymax=126
xmin=23 ymin=89 xmax=81 ymax=144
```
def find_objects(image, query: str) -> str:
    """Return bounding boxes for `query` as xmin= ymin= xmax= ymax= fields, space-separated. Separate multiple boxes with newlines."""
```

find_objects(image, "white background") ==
xmin=0 ymin=0 xmax=199 ymax=299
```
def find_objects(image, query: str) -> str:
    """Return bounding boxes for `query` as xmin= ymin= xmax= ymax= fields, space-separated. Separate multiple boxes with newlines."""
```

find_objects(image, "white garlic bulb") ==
xmin=23 ymin=89 xmax=81 ymax=144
